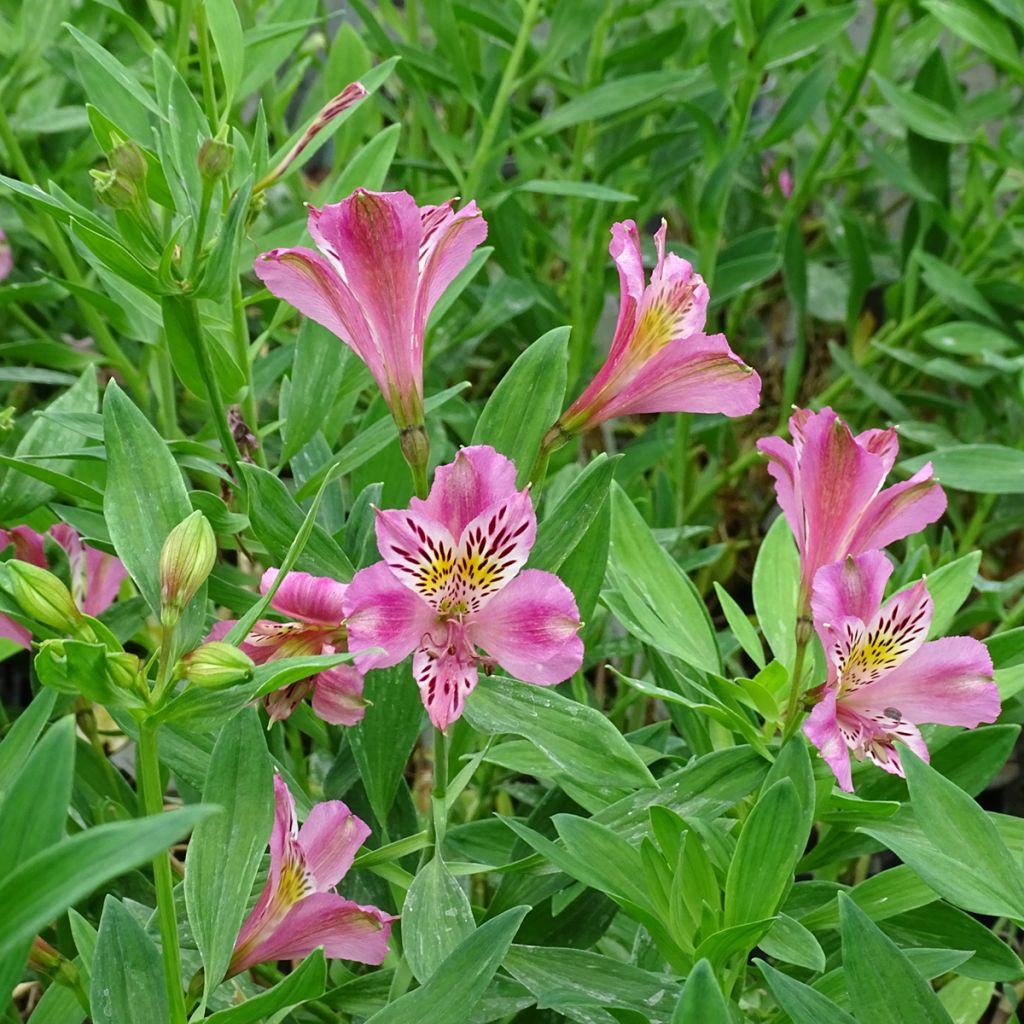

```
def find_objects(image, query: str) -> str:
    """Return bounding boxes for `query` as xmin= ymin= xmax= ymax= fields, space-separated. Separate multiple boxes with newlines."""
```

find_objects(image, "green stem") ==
xmin=194 ymin=0 xmax=219 ymax=130
xmin=0 ymin=102 xmax=145 ymax=395
xmin=231 ymin=275 xmax=266 ymax=467
xmin=782 ymin=594 xmax=812 ymax=741
xmin=174 ymin=0 xmax=196 ymax=75
xmin=462 ymin=0 xmax=542 ymax=199
xmin=137 ymin=722 xmax=187 ymax=1024
xmin=430 ymin=727 xmax=449 ymax=854
xmin=189 ymin=177 xmax=214 ymax=276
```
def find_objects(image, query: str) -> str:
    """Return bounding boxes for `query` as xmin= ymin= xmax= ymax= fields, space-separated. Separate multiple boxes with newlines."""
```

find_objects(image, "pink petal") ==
xmin=81 ymin=545 xmax=128 ymax=616
xmin=253 ymin=246 xmax=385 ymax=394
xmin=0 ymin=229 xmax=10 ymax=281
xmin=803 ymin=689 xmax=853 ymax=792
xmin=592 ymin=332 xmax=761 ymax=421
xmin=311 ymin=664 xmax=367 ymax=726
xmin=5 ymin=526 xmax=47 ymax=567
xmin=343 ymin=561 xmax=437 ymax=672
xmin=856 ymin=713 xmax=930 ymax=778
xmin=855 ymin=427 xmax=899 ymax=475
xmin=265 ymin=680 xmax=315 ymax=723
xmin=416 ymin=445 xmax=520 ymax=536
xmin=0 ymin=614 xmax=31 ymax=649
xmin=415 ymin=199 xmax=488 ymax=326
xmin=374 ymin=507 xmax=457 ymax=609
xmin=297 ymin=799 xmax=370 ymax=890
xmin=846 ymin=636 xmax=999 ymax=729
xmin=757 ymin=436 xmax=804 ymax=553
xmin=811 ymin=551 xmax=893 ymax=645
xmin=261 ymin=568 xmax=347 ymax=627
xmin=848 ymin=463 xmax=948 ymax=555
xmin=234 ymin=892 xmax=393 ymax=972
xmin=412 ymin=634 xmax=479 ymax=731
xmin=467 ymin=569 xmax=583 ymax=685
xmin=606 ymin=220 xmax=646 ymax=364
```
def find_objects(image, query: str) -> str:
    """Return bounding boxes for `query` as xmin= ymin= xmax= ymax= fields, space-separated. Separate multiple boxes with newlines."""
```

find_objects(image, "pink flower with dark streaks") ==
xmin=229 ymin=775 xmax=394 ymax=976
xmin=804 ymin=550 xmax=999 ymax=791
xmin=343 ymin=445 xmax=584 ymax=730
xmin=208 ymin=569 xmax=365 ymax=726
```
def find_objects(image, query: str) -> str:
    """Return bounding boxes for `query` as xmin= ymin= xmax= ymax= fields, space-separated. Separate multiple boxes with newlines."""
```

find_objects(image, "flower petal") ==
xmin=803 ymin=689 xmax=854 ymax=792
xmin=845 ymin=636 xmax=999 ymax=729
xmin=757 ymin=437 xmax=803 ymax=551
xmin=81 ymin=545 xmax=128 ymax=616
xmin=343 ymin=561 xmax=437 ymax=672
xmin=374 ymin=507 xmax=457 ymax=609
xmin=855 ymin=427 xmax=899 ymax=475
xmin=0 ymin=614 xmax=31 ymax=649
xmin=811 ymin=551 xmax=893 ymax=647
xmin=848 ymin=463 xmax=947 ymax=555
xmin=412 ymin=635 xmax=478 ymax=731
xmin=415 ymin=199 xmax=488 ymax=326
xmin=234 ymin=892 xmax=394 ymax=972
xmin=261 ymin=568 xmax=347 ymax=627
xmin=467 ymin=569 xmax=583 ymax=685
xmin=265 ymin=680 xmax=315 ymax=723
xmin=415 ymin=445 xmax=520 ymax=536
xmin=297 ymin=799 xmax=370 ymax=890
xmin=311 ymin=664 xmax=367 ymax=726
xmin=592 ymin=332 xmax=761 ymax=421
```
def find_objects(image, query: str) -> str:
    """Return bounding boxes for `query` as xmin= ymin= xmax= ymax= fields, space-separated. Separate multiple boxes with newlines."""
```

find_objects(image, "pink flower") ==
xmin=778 ymin=167 xmax=794 ymax=199
xmin=0 ymin=523 xmax=127 ymax=647
xmin=253 ymin=189 xmax=487 ymax=431
xmin=208 ymin=569 xmax=365 ymax=726
xmin=0 ymin=229 xmax=11 ymax=281
xmin=556 ymin=220 xmax=760 ymax=436
xmin=343 ymin=445 xmax=584 ymax=731
xmin=757 ymin=407 xmax=947 ymax=600
xmin=804 ymin=550 xmax=999 ymax=792
xmin=229 ymin=775 xmax=394 ymax=976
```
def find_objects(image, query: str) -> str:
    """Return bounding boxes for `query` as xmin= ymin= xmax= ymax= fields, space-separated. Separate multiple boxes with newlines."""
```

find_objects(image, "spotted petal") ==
xmin=375 ymin=507 xmax=457 ymax=610
xmin=412 ymin=629 xmax=479 ymax=731
xmin=262 ymin=568 xmax=347 ymax=627
xmin=415 ymin=445 xmax=520 ymax=536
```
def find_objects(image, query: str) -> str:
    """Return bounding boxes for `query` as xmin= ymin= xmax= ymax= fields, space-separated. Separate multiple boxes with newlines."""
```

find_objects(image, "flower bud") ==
xmin=179 ymin=641 xmax=254 ymax=688
xmin=109 ymin=139 xmax=149 ymax=187
xmin=198 ymin=134 xmax=234 ymax=184
xmin=90 ymin=168 xmax=140 ymax=211
xmin=4 ymin=560 xmax=83 ymax=633
xmin=159 ymin=511 xmax=216 ymax=627
xmin=107 ymin=650 xmax=143 ymax=692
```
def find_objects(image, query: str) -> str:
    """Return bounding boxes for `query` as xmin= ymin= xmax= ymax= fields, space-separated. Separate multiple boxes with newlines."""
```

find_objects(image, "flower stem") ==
xmin=430 ymin=727 xmax=449 ymax=853
xmin=137 ymin=721 xmax=187 ymax=1024
xmin=782 ymin=595 xmax=813 ymax=741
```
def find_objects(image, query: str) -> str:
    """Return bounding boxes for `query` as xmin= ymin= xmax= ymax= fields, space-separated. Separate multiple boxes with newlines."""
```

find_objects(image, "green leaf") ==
xmin=757 ymin=959 xmax=858 ymax=1024
xmin=671 ymin=959 xmax=729 ymax=1024
xmin=871 ymin=73 xmax=972 ymax=143
xmin=402 ymin=856 xmax=475 ymax=983
xmin=90 ymin=897 xmax=168 ymax=1024
xmin=759 ymin=61 xmax=830 ymax=147
xmin=350 ymin=665 xmax=424 ymax=827
xmin=758 ymin=913 xmax=825 ymax=972
xmin=205 ymin=951 xmax=327 ymax=1023
xmin=901 ymin=445 xmax=1024 ymax=494
xmin=239 ymin=463 xmax=355 ymax=581
xmin=205 ymin=0 xmax=245 ymax=105
xmin=925 ymin=552 xmax=980 ymax=636
xmin=363 ymin=906 xmax=529 ymax=1024
xmin=0 ymin=688 xmax=57 ymax=800
xmin=0 ymin=369 xmax=98 ymax=519
xmin=713 ymin=583 xmax=765 ymax=669
xmin=752 ymin=514 xmax=799 ymax=669
xmin=472 ymin=326 xmax=569 ymax=487
xmin=463 ymin=675 xmax=655 ymax=792
xmin=0 ymin=807 xmax=209 ymax=961
xmin=923 ymin=0 xmax=1023 ymax=70
xmin=758 ymin=4 xmax=858 ymax=66
xmin=515 ymin=180 xmax=637 ymax=202
xmin=724 ymin=779 xmax=805 ymax=928
xmin=185 ymin=709 xmax=274 ymax=997
xmin=839 ymin=894 xmax=954 ymax=1024
xmin=102 ymin=382 xmax=205 ymax=646
xmin=606 ymin=486 xmax=721 ymax=674
xmin=529 ymin=454 xmax=619 ymax=574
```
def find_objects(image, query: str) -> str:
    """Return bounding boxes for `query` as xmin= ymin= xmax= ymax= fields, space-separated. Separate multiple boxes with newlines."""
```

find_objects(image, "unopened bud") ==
xmin=5 ymin=561 xmax=83 ymax=633
xmin=91 ymin=168 xmax=140 ymax=210
xmin=399 ymin=424 xmax=430 ymax=474
xmin=107 ymin=650 xmax=143 ymax=691
xmin=179 ymin=641 xmax=254 ymax=688
xmin=109 ymin=139 xmax=148 ymax=186
xmin=198 ymin=132 xmax=234 ymax=184
xmin=159 ymin=511 xmax=216 ymax=627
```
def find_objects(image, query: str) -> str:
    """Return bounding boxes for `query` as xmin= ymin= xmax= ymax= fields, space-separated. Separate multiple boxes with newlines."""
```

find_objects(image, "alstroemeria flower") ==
xmin=804 ymin=550 xmax=999 ymax=791
xmin=0 ymin=523 xmax=126 ymax=648
xmin=0 ymin=229 xmax=11 ymax=281
xmin=343 ymin=445 xmax=584 ymax=731
xmin=758 ymin=407 xmax=947 ymax=600
xmin=229 ymin=775 xmax=394 ymax=976
xmin=208 ymin=569 xmax=365 ymax=726
xmin=556 ymin=220 xmax=760 ymax=436
xmin=254 ymin=189 xmax=487 ymax=430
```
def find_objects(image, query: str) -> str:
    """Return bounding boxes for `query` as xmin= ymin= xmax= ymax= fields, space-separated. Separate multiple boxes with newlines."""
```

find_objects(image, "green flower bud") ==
xmin=159 ymin=511 xmax=216 ymax=627
xmin=106 ymin=650 xmax=143 ymax=692
xmin=198 ymin=135 xmax=234 ymax=184
xmin=5 ymin=561 xmax=83 ymax=634
xmin=179 ymin=641 xmax=254 ymax=688
xmin=90 ymin=168 xmax=140 ymax=211
xmin=108 ymin=139 xmax=149 ymax=187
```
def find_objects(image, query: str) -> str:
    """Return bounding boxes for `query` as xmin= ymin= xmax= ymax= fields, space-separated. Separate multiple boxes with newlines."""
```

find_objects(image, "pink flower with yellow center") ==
xmin=253 ymin=188 xmax=487 ymax=432
xmin=758 ymin=407 xmax=948 ymax=601
xmin=805 ymin=550 xmax=999 ymax=791
xmin=343 ymin=445 xmax=584 ymax=731
xmin=556 ymin=219 xmax=760 ymax=437
xmin=208 ymin=569 xmax=365 ymax=726
xmin=229 ymin=775 xmax=394 ymax=976
xmin=0 ymin=523 xmax=126 ymax=647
